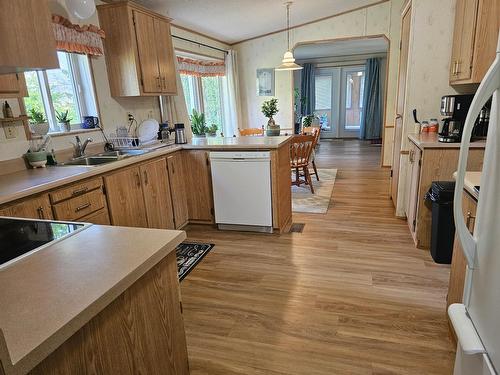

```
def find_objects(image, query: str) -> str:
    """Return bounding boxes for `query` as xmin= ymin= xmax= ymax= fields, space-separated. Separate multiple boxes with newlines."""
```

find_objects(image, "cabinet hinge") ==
xmin=102 ymin=184 xmax=106 ymax=195
xmin=399 ymin=40 xmax=402 ymax=50
xmin=390 ymin=169 xmax=393 ymax=178
xmin=140 ymin=77 xmax=144 ymax=86
xmin=179 ymin=301 xmax=183 ymax=313
xmin=418 ymin=159 xmax=422 ymax=167
xmin=206 ymin=157 xmax=209 ymax=166
xmin=210 ymin=208 xmax=215 ymax=216
xmin=413 ymin=219 xmax=416 ymax=228
xmin=132 ymin=14 xmax=136 ymax=25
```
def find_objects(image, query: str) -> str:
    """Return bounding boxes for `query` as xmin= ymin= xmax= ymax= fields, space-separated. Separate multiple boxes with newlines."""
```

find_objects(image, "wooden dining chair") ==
xmin=302 ymin=126 xmax=321 ymax=181
xmin=290 ymin=135 xmax=316 ymax=194
xmin=239 ymin=127 xmax=264 ymax=136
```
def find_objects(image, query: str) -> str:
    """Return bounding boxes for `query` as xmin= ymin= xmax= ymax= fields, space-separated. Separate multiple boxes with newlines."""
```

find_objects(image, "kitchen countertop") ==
xmin=0 ymin=224 xmax=186 ymax=375
xmin=0 ymin=136 xmax=292 ymax=206
xmin=408 ymin=133 xmax=487 ymax=149
xmin=460 ymin=171 xmax=481 ymax=200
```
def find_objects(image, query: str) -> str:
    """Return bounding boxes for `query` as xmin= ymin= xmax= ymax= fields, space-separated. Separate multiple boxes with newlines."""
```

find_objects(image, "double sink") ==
xmin=59 ymin=149 xmax=150 ymax=167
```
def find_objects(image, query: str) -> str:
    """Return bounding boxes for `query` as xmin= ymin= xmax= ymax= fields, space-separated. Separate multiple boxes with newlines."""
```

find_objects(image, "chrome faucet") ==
xmin=72 ymin=136 xmax=93 ymax=158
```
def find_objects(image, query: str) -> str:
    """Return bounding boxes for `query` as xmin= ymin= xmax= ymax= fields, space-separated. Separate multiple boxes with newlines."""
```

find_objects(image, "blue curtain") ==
xmin=300 ymin=63 xmax=315 ymax=116
xmin=360 ymin=58 xmax=383 ymax=140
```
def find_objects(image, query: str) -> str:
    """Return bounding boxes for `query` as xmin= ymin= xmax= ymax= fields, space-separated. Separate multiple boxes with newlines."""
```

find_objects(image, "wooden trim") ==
xmin=175 ymin=48 xmax=225 ymax=61
xmin=96 ymin=1 xmax=173 ymax=22
xmin=171 ymin=24 xmax=230 ymax=47
xmin=231 ymin=0 xmax=389 ymax=45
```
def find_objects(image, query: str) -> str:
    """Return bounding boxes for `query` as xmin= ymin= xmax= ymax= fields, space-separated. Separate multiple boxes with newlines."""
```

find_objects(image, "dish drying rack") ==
xmin=107 ymin=132 xmax=175 ymax=150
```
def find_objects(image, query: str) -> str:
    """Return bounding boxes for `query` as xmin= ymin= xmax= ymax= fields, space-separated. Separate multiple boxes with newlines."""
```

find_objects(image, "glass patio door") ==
xmin=339 ymin=66 xmax=365 ymax=138
xmin=314 ymin=68 xmax=340 ymax=139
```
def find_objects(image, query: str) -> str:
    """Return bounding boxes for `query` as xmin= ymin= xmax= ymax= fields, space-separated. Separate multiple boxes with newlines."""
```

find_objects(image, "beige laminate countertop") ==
xmin=0 ymin=136 xmax=292 ymax=206
xmin=0 ymin=224 xmax=186 ymax=375
xmin=454 ymin=171 xmax=481 ymax=200
xmin=408 ymin=133 xmax=486 ymax=149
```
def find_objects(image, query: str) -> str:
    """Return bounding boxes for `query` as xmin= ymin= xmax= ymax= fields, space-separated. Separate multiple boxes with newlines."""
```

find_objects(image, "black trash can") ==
xmin=425 ymin=181 xmax=456 ymax=264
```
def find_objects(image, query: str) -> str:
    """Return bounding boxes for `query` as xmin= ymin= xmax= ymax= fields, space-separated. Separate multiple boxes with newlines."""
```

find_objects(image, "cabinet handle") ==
xmin=466 ymin=211 xmax=476 ymax=233
xmin=456 ymin=60 xmax=461 ymax=75
xmin=37 ymin=206 xmax=45 ymax=219
xmin=75 ymin=203 xmax=91 ymax=213
xmin=135 ymin=172 xmax=141 ymax=188
xmin=72 ymin=187 xmax=88 ymax=196
xmin=156 ymin=76 xmax=161 ymax=89
xmin=162 ymin=77 xmax=167 ymax=90
xmin=409 ymin=150 xmax=414 ymax=163
xmin=143 ymin=170 xmax=149 ymax=185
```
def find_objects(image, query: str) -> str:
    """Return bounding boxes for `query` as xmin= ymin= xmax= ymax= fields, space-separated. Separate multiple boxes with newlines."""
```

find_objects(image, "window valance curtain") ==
xmin=177 ymin=57 xmax=225 ymax=77
xmin=52 ymin=14 xmax=105 ymax=56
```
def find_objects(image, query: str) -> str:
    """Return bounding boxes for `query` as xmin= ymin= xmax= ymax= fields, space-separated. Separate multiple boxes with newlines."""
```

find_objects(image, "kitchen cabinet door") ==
xmin=0 ymin=194 xmax=53 ymax=220
xmin=167 ymin=153 xmax=189 ymax=229
xmin=133 ymin=11 xmax=161 ymax=94
xmin=140 ymin=158 xmax=175 ymax=229
xmin=104 ymin=167 xmax=148 ymax=228
xmin=183 ymin=150 xmax=214 ymax=223
xmin=450 ymin=0 xmax=479 ymax=82
xmin=406 ymin=143 xmax=422 ymax=239
xmin=155 ymin=19 xmax=177 ymax=94
xmin=0 ymin=73 xmax=28 ymax=96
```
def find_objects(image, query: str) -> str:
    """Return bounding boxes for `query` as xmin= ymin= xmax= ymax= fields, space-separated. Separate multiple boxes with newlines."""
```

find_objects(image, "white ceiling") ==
xmin=294 ymin=37 xmax=389 ymax=60
xmin=133 ymin=0 xmax=383 ymax=44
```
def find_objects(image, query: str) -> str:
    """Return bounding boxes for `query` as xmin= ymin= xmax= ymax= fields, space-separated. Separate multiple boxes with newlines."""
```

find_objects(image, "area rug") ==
xmin=292 ymin=169 xmax=337 ymax=214
xmin=176 ymin=242 xmax=214 ymax=281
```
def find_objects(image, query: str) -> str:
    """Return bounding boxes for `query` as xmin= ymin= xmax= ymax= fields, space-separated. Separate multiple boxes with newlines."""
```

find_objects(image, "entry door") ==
xmin=314 ymin=68 xmax=340 ymax=139
xmin=391 ymin=5 xmax=412 ymax=206
xmin=340 ymin=66 xmax=365 ymax=138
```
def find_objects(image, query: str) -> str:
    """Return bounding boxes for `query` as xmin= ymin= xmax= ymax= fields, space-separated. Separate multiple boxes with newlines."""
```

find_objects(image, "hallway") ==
xmin=181 ymin=139 xmax=455 ymax=374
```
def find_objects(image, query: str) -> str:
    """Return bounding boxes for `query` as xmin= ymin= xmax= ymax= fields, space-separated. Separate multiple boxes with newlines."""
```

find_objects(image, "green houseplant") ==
xmin=261 ymin=98 xmax=280 ymax=136
xmin=206 ymin=123 xmax=218 ymax=137
xmin=29 ymin=108 xmax=49 ymax=136
xmin=56 ymin=110 xmax=72 ymax=132
xmin=190 ymin=109 xmax=208 ymax=138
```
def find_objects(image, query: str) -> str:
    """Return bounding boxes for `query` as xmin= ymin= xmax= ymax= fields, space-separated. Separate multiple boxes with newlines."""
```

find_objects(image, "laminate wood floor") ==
xmin=182 ymin=139 xmax=455 ymax=375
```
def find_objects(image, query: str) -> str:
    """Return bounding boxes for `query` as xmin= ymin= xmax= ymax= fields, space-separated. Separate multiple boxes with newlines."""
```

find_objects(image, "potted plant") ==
xmin=205 ymin=123 xmax=218 ymax=137
xmin=29 ymin=108 xmax=49 ymax=136
xmin=56 ymin=110 xmax=72 ymax=132
xmin=261 ymin=98 xmax=280 ymax=136
xmin=190 ymin=109 xmax=208 ymax=138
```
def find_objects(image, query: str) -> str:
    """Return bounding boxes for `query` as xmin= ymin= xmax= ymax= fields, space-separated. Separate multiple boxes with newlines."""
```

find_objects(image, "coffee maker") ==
xmin=439 ymin=95 xmax=474 ymax=143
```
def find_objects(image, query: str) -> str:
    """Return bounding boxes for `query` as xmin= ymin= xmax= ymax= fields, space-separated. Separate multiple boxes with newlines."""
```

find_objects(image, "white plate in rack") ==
xmin=137 ymin=119 xmax=159 ymax=143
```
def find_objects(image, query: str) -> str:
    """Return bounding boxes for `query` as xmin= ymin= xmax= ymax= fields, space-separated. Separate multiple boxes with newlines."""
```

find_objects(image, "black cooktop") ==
xmin=0 ymin=218 xmax=84 ymax=267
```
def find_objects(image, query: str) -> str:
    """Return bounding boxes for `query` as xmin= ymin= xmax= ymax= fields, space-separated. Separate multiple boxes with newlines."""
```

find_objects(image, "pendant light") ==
xmin=65 ymin=0 xmax=96 ymax=20
xmin=276 ymin=2 xmax=303 ymax=71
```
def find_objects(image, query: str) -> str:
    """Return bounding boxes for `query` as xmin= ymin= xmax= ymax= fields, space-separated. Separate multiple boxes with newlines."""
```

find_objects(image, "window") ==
xmin=314 ymin=75 xmax=332 ymax=111
xmin=24 ymin=51 xmax=98 ymax=133
xmin=180 ymin=73 xmax=224 ymax=133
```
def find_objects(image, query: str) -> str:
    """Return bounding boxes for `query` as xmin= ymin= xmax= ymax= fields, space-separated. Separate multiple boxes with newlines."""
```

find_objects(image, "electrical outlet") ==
xmin=3 ymin=124 xmax=18 ymax=139
xmin=127 ymin=112 xmax=135 ymax=122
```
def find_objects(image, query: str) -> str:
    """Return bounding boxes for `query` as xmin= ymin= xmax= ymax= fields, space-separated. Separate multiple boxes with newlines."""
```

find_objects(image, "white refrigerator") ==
xmin=449 ymin=34 xmax=500 ymax=374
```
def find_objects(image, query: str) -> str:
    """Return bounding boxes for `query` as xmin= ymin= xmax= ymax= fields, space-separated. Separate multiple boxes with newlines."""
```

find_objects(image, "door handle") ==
xmin=37 ymin=206 xmax=45 ymax=219
xmin=396 ymin=114 xmax=402 ymax=120
xmin=466 ymin=212 xmax=476 ymax=233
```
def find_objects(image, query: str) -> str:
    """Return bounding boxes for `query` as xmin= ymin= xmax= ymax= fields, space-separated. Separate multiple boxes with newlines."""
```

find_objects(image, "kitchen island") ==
xmin=0 ymin=136 xmax=293 ymax=233
xmin=0 ymin=223 xmax=188 ymax=375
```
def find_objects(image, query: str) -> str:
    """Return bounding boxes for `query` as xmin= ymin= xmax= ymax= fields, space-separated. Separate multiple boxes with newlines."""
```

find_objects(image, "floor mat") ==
xmin=176 ymin=242 xmax=214 ymax=281
xmin=291 ymin=169 xmax=337 ymax=213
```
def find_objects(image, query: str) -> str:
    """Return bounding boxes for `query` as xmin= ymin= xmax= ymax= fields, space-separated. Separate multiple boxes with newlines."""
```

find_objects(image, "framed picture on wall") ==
xmin=256 ymin=68 xmax=275 ymax=96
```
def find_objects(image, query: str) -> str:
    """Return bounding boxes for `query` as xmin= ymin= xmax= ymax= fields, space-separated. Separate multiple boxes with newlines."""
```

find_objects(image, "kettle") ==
xmin=174 ymin=123 xmax=187 ymax=144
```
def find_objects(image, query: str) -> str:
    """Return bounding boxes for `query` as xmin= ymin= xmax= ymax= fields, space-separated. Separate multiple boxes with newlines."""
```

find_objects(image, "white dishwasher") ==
xmin=210 ymin=151 xmax=272 ymax=233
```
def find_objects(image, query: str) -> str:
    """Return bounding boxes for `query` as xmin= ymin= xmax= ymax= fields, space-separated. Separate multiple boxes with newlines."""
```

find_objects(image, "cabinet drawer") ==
xmin=53 ymin=188 xmax=106 ymax=221
xmin=50 ymin=177 xmax=103 ymax=204
xmin=80 ymin=208 xmax=111 ymax=225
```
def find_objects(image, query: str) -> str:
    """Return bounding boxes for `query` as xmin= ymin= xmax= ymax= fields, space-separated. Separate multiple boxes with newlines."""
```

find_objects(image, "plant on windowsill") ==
xmin=261 ymin=98 xmax=280 ymax=136
xmin=190 ymin=109 xmax=208 ymax=138
xmin=56 ymin=110 xmax=72 ymax=132
xmin=29 ymin=108 xmax=49 ymax=136
xmin=205 ymin=123 xmax=218 ymax=137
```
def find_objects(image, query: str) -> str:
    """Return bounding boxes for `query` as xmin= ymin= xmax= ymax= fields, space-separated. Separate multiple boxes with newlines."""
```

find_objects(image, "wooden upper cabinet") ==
xmin=97 ymin=1 xmax=177 ymax=97
xmin=0 ymin=194 xmax=53 ymax=220
xmin=140 ymin=158 xmax=175 ymax=229
xmin=450 ymin=0 xmax=500 ymax=85
xmin=0 ymin=73 xmax=28 ymax=97
xmin=0 ymin=0 xmax=58 ymax=74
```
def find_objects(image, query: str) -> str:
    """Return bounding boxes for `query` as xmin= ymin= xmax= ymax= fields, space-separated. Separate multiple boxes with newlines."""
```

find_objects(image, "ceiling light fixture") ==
xmin=65 ymin=0 xmax=96 ymax=20
xmin=276 ymin=1 xmax=303 ymax=71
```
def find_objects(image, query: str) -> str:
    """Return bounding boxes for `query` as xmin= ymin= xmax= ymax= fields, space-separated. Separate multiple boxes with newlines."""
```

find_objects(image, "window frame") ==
xmin=24 ymin=51 xmax=99 ymax=135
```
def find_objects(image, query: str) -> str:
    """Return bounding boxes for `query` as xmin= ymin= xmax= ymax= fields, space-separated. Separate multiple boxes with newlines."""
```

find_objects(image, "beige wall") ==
xmin=394 ymin=0 xmax=460 ymax=216
xmin=0 ymin=0 xmax=229 ymax=162
xmin=234 ymin=0 xmax=404 ymax=166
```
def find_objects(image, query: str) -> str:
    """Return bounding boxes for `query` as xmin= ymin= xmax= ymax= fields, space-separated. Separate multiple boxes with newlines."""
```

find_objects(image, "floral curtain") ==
xmin=177 ymin=57 xmax=225 ymax=77
xmin=52 ymin=14 xmax=105 ymax=56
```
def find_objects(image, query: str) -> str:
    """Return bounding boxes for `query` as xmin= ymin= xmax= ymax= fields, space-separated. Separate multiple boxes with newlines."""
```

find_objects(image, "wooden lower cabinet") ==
xmin=183 ymin=150 xmax=214 ymax=223
xmin=140 ymin=158 xmax=175 ymax=229
xmin=0 ymin=194 xmax=53 ymax=220
xmin=80 ymin=209 xmax=111 ymax=225
xmin=167 ymin=153 xmax=189 ymax=229
xmin=447 ymin=190 xmax=477 ymax=341
xmin=104 ymin=166 xmax=149 ymax=228
xmin=29 ymin=251 xmax=189 ymax=375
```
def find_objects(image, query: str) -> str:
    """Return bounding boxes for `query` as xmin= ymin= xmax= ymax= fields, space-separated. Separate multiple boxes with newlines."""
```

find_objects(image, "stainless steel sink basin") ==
xmin=58 ymin=149 xmax=151 ymax=167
